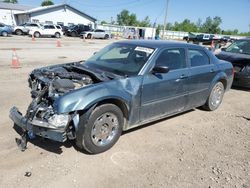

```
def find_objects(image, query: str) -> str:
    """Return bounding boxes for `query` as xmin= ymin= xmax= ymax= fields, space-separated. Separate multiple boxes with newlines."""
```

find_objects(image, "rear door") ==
xmin=44 ymin=25 xmax=55 ymax=36
xmin=94 ymin=29 xmax=104 ymax=38
xmin=140 ymin=48 xmax=189 ymax=121
xmin=187 ymin=48 xmax=218 ymax=107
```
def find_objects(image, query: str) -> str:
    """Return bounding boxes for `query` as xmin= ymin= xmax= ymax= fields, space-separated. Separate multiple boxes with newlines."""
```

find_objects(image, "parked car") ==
xmin=61 ymin=25 xmax=68 ymax=35
xmin=10 ymin=41 xmax=233 ymax=154
xmin=14 ymin=22 xmax=41 ymax=35
xmin=216 ymin=38 xmax=250 ymax=88
xmin=184 ymin=33 xmax=232 ymax=46
xmin=185 ymin=33 xmax=215 ymax=45
xmin=80 ymin=29 xmax=110 ymax=39
xmin=183 ymin=32 xmax=197 ymax=42
xmin=29 ymin=24 xmax=63 ymax=38
xmin=0 ymin=23 xmax=13 ymax=37
xmin=65 ymin=24 xmax=91 ymax=37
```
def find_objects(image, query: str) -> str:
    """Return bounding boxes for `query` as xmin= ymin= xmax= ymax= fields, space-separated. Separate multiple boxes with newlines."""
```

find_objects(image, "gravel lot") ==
xmin=0 ymin=36 xmax=249 ymax=188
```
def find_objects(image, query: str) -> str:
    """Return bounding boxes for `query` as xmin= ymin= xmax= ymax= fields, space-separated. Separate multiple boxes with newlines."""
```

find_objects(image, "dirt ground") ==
xmin=0 ymin=36 xmax=249 ymax=188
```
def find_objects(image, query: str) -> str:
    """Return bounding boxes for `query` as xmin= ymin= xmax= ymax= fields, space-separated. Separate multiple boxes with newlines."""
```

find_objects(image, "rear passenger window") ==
xmin=155 ymin=48 xmax=186 ymax=70
xmin=189 ymin=49 xmax=210 ymax=67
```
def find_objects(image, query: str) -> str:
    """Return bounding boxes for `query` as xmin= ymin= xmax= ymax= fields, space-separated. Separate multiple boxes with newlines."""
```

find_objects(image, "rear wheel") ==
xmin=76 ymin=104 xmax=123 ymax=154
xmin=34 ymin=32 xmax=40 ymax=38
xmin=15 ymin=29 xmax=23 ymax=35
xmin=104 ymin=34 xmax=109 ymax=39
xmin=87 ymin=34 xmax=92 ymax=39
xmin=203 ymin=81 xmax=225 ymax=111
xmin=55 ymin=32 xmax=61 ymax=38
xmin=2 ymin=31 xmax=8 ymax=37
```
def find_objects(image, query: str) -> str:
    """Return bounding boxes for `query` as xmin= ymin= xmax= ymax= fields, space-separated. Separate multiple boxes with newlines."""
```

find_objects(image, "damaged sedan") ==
xmin=10 ymin=40 xmax=234 ymax=154
xmin=216 ymin=38 xmax=250 ymax=88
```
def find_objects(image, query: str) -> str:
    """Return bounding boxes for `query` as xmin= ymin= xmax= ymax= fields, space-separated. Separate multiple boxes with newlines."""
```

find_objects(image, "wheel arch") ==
xmin=95 ymin=98 xmax=129 ymax=121
xmin=209 ymin=72 xmax=228 ymax=92
xmin=218 ymin=78 xmax=227 ymax=90
xmin=34 ymin=31 xmax=41 ymax=37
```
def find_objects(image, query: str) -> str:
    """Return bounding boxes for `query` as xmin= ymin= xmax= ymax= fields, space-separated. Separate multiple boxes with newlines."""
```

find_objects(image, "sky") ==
xmin=18 ymin=0 xmax=250 ymax=32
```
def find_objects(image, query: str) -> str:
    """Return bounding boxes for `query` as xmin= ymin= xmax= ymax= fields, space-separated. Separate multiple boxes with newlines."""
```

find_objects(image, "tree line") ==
xmin=102 ymin=9 xmax=250 ymax=36
xmin=3 ymin=1 xmax=249 ymax=36
xmin=3 ymin=0 xmax=54 ymax=6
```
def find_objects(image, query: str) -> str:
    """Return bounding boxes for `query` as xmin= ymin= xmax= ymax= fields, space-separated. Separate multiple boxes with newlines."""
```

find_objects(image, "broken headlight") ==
xmin=48 ymin=114 xmax=70 ymax=129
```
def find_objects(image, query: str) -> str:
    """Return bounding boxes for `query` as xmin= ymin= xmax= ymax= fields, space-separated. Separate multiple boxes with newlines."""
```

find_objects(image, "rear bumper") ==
xmin=9 ymin=107 xmax=67 ymax=142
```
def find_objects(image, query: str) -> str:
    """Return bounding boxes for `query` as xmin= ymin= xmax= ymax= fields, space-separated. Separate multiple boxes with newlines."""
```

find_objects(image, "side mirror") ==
xmin=152 ymin=66 xmax=170 ymax=74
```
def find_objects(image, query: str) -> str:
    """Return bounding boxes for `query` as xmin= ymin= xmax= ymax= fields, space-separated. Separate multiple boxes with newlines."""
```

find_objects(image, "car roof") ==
xmin=115 ymin=40 xmax=204 ymax=49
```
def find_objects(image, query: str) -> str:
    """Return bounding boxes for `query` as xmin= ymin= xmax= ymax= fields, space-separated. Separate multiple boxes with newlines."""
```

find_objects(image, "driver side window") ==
xmin=155 ymin=48 xmax=186 ymax=70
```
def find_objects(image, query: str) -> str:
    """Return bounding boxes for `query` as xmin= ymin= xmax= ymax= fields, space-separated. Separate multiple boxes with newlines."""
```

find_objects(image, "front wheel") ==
xmin=76 ymin=104 xmax=123 ymax=154
xmin=2 ymin=31 xmax=8 ymax=37
xmin=203 ymin=81 xmax=225 ymax=111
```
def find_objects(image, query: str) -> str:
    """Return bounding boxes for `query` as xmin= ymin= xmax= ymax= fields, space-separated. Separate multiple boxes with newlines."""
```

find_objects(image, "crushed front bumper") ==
xmin=9 ymin=107 xmax=67 ymax=142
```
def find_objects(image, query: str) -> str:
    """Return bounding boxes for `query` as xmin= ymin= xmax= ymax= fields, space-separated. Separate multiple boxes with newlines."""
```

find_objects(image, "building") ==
xmin=0 ymin=2 xmax=32 ymax=25
xmin=0 ymin=2 xmax=96 ymax=28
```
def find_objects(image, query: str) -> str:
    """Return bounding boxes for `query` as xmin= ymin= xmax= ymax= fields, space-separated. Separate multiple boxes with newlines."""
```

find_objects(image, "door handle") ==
xmin=210 ymin=69 xmax=215 ymax=73
xmin=180 ymin=74 xmax=188 ymax=79
xmin=175 ymin=74 xmax=188 ymax=82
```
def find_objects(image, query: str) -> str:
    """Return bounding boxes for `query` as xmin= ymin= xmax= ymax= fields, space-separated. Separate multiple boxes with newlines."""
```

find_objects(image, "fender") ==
xmin=53 ymin=77 xmax=142 ymax=114
xmin=209 ymin=71 xmax=228 ymax=92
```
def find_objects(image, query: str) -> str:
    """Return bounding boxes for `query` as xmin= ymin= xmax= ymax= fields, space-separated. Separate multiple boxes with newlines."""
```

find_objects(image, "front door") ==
xmin=140 ymin=48 xmax=189 ymax=121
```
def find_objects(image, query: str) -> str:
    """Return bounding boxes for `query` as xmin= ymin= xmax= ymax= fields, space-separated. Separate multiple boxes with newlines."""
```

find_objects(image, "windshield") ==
xmin=84 ymin=43 xmax=155 ymax=76
xmin=225 ymin=40 xmax=250 ymax=55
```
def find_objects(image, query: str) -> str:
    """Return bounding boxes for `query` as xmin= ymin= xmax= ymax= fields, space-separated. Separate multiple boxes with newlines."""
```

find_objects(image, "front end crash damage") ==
xmin=9 ymin=62 xmax=98 ymax=150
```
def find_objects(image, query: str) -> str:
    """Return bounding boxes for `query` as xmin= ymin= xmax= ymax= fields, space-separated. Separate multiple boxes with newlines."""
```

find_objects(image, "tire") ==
xmin=15 ymin=29 xmax=23 ymax=35
xmin=76 ymin=104 xmax=124 ymax=154
xmin=203 ymin=81 xmax=225 ymax=111
xmin=34 ymin=32 xmax=40 ymax=38
xmin=55 ymin=32 xmax=61 ymax=38
xmin=71 ymin=31 xmax=76 ymax=37
xmin=104 ymin=34 xmax=109 ymax=39
xmin=87 ymin=34 xmax=92 ymax=39
xmin=1 ymin=31 xmax=8 ymax=37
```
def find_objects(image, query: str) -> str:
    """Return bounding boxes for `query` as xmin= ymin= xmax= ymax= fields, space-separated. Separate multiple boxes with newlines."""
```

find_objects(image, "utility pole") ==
xmin=162 ymin=0 xmax=170 ymax=39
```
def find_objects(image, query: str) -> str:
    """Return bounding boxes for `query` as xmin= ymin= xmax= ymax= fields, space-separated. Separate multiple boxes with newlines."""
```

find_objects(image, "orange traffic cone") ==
xmin=32 ymin=34 xmax=35 ymax=42
xmin=11 ymin=48 xmax=21 ymax=68
xmin=56 ymin=39 xmax=61 ymax=47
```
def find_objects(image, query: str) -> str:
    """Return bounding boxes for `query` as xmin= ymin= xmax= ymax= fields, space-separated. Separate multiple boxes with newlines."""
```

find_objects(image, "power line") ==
xmin=162 ymin=0 xmax=169 ymax=39
xmin=69 ymin=0 xmax=142 ymax=8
